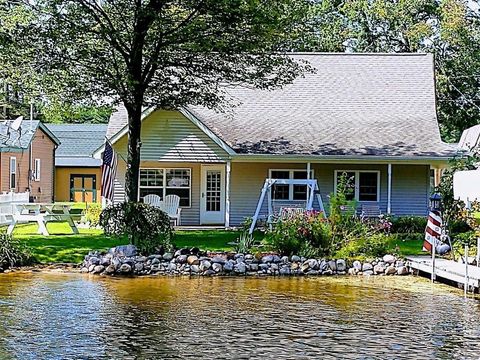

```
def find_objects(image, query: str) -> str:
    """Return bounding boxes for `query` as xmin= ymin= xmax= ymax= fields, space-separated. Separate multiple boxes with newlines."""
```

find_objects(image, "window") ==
xmin=33 ymin=158 xmax=41 ymax=181
xmin=335 ymin=170 xmax=380 ymax=202
xmin=139 ymin=168 xmax=191 ymax=207
xmin=9 ymin=157 xmax=16 ymax=190
xmin=269 ymin=169 xmax=314 ymax=201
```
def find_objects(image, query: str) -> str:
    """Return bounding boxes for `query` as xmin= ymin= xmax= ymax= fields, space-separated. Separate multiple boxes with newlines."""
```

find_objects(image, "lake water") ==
xmin=0 ymin=273 xmax=479 ymax=359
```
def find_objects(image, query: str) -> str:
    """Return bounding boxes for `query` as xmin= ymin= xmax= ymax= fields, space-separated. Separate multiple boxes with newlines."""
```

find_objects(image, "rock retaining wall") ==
xmin=81 ymin=245 xmax=410 ymax=277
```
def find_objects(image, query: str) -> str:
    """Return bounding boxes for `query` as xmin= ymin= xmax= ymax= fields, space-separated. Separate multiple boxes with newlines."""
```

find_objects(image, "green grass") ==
xmin=385 ymin=235 xmax=425 ymax=256
xmin=12 ymin=223 xmax=125 ymax=264
xmin=7 ymin=219 xmax=428 ymax=264
xmin=173 ymin=230 xmax=239 ymax=251
xmin=9 ymin=223 xmax=248 ymax=263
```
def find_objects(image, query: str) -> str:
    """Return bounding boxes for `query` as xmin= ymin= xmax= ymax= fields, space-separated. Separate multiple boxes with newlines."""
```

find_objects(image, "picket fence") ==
xmin=0 ymin=191 xmax=30 ymax=225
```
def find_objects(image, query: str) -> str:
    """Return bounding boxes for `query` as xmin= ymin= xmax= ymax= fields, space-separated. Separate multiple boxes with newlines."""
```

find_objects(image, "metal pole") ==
xmin=477 ymin=238 xmax=480 ymax=268
xmin=431 ymin=242 xmax=436 ymax=282
xmin=465 ymin=244 xmax=469 ymax=297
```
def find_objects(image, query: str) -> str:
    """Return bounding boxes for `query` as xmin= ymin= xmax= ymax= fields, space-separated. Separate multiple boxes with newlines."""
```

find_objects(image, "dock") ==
xmin=407 ymin=256 xmax=480 ymax=291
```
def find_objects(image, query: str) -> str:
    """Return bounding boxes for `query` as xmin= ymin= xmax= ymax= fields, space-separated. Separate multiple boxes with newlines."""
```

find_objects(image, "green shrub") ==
xmin=232 ymin=231 xmax=256 ymax=253
xmin=265 ymin=211 xmax=331 ymax=256
xmin=85 ymin=203 xmax=102 ymax=227
xmin=334 ymin=233 xmax=389 ymax=260
xmin=390 ymin=216 xmax=427 ymax=234
xmin=0 ymin=233 xmax=33 ymax=269
xmin=99 ymin=202 xmax=174 ymax=254
xmin=449 ymin=220 xmax=472 ymax=235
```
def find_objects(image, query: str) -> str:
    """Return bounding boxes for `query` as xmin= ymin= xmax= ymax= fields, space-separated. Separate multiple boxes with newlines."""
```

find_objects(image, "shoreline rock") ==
xmin=80 ymin=245 xmax=411 ymax=278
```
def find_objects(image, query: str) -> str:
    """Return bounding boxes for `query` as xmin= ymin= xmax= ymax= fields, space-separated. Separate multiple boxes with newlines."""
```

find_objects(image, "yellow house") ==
xmin=47 ymin=124 xmax=107 ymax=203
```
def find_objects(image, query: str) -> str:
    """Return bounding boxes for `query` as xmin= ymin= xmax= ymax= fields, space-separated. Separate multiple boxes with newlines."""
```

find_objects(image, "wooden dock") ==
xmin=407 ymin=256 xmax=480 ymax=291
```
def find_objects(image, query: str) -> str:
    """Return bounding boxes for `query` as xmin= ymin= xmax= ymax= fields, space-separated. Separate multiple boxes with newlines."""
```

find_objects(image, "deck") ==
xmin=407 ymin=256 xmax=480 ymax=291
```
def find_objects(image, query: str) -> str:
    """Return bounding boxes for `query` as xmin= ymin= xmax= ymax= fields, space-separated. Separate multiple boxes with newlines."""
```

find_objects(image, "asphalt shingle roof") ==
xmin=107 ymin=53 xmax=456 ymax=159
xmin=0 ymin=120 xmax=40 ymax=150
xmin=47 ymin=124 xmax=107 ymax=166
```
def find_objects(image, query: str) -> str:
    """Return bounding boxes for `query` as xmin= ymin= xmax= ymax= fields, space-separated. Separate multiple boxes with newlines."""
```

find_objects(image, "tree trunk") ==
xmin=124 ymin=103 xmax=142 ymax=202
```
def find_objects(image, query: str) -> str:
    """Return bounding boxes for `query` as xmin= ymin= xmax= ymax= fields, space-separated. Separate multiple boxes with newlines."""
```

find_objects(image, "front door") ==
xmin=200 ymin=165 xmax=225 ymax=225
xmin=70 ymin=174 xmax=97 ymax=203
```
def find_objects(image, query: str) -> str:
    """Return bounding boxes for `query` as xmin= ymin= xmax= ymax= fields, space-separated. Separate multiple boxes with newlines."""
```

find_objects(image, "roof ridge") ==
xmin=287 ymin=52 xmax=430 ymax=56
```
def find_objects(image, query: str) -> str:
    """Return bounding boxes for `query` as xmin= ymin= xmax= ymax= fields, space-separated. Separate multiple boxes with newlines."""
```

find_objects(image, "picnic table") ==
xmin=6 ymin=203 xmax=79 ymax=236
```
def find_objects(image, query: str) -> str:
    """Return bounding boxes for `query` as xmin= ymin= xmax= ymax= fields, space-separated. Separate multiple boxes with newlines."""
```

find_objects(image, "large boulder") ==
xmin=383 ymin=254 xmax=396 ymax=264
xmin=119 ymin=263 xmax=132 ymax=274
xmin=109 ymin=245 xmax=137 ymax=258
xmin=187 ymin=255 xmax=200 ymax=266
xmin=362 ymin=263 xmax=373 ymax=272
xmin=336 ymin=259 xmax=346 ymax=272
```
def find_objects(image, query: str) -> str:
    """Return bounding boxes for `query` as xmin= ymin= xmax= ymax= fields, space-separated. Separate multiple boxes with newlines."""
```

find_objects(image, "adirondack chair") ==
xmin=160 ymin=195 xmax=182 ymax=226
xmin=143 ymin=194 xmax=162 ymax=208
xmin=360 ymin=204 xmax=382 ymax=221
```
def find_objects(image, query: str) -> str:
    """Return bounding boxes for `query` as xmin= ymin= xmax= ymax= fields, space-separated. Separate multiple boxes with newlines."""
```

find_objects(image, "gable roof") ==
xmin=0 ymin=120 xmax=60 ymax=151
xmin=107 ymin=53 xmax=456 ymax=160
xmin=47 ymin=124 xmax=107 ymax=166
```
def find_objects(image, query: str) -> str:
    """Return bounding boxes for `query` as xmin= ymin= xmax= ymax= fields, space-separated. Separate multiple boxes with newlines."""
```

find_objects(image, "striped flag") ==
xmin=423 ymin=210 xmax=450 ymax=254
xmin=101 ymin=141 xmax=118 ymax=201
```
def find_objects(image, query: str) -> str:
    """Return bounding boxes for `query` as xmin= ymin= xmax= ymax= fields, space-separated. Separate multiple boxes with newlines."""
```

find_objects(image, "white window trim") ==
xmin=138 ymin=167 xmax=192 ymax=208
xmin=9 ymin=157 xmax=16 ymax=190
xmin=268 ymin=169 xmax=314 ymax=201
xmin=34 ymin=158 xmax=41 ymax=181
xmin=334 ymin=170 xmax=381 ymax=203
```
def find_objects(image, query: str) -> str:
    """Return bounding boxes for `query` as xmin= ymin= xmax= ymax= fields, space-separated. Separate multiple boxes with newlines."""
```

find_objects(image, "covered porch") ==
xmin=114 ymin=158 xmax=447 ymax=227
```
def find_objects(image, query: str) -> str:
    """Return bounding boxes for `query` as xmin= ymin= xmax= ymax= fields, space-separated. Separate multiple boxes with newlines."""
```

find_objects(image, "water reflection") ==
xmin=0 ymin=273 xmax=479 ymax=359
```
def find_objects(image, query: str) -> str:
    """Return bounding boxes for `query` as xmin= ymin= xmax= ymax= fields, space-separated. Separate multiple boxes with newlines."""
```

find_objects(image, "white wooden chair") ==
xmin=360 ymin=204 xmax=382 ymax=221
xmin=143 ymin=194 xmax=162 ymax=208
xmin=160 ymin=195 xmax=182 ymax=226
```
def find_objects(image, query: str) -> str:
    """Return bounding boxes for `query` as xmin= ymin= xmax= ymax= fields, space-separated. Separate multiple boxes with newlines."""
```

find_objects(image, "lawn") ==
xmin=385 ymin=236 xmax=425 ymax=256
xmin=7 ymin=222 xmax=426 ymax=264
xmin=9 ymin=223 xmax=245 ymax=263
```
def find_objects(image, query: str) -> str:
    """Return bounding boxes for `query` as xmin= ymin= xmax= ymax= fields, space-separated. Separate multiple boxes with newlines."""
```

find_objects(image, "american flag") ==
xmin=101 ymin=141 xmax=118 ymax=201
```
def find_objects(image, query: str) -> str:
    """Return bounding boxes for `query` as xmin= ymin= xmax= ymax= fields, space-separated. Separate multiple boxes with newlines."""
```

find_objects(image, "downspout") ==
xmin=52 ymin=143 xmax=57 ymax=203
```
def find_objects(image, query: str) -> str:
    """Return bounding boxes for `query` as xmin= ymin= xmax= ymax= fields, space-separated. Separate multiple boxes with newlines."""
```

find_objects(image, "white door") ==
xmin=200 ymin=165 xmax=226 ymax=225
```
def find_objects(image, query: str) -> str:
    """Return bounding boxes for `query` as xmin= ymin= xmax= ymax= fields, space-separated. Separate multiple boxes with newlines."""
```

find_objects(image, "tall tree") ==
xmin=2 ymin=0 xmax=312 ymax=201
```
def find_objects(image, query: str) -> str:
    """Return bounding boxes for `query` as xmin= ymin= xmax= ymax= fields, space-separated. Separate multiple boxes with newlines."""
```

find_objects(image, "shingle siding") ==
xmin=113 ymin=110 xmax=229 ymax=163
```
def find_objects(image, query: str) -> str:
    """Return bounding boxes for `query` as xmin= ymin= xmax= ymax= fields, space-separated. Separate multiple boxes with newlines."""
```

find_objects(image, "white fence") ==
xmin=0 ymin=191 xmax=30 ymax=225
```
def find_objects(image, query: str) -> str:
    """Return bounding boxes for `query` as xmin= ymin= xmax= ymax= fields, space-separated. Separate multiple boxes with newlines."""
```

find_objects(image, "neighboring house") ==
xmin=0 ymin=120 xmax=59 ymax=202
xmin=47 ymin=124 xmax=107 ymax=203
xmin=98 ymin=53 xmax=456 ymax=227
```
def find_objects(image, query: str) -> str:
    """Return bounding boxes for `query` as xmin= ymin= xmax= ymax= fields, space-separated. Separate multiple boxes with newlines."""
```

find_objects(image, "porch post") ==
xmin=306 ymin=162 xmax=311 ymax=204
xmin=225 ymin=160 xmax=231 ymax=228
xmin=387 ymin=163 xmax=392 ymax=214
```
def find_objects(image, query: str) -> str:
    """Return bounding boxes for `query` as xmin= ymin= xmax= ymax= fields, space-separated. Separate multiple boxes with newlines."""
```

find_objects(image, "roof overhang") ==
xmin=38 ymin=122 xmax=61 ymax=145
xmin=230 ymin=153 xmax=453 ymax=166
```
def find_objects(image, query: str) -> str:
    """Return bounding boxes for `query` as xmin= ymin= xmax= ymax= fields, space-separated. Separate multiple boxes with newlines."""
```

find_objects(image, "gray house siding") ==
xmin=111 ymin=110 xmax=229 ymax=225
xmin=391 ymin=165 xmax=430 ymax=216
xmin=229 ymin=162 xmax=431 ymax=226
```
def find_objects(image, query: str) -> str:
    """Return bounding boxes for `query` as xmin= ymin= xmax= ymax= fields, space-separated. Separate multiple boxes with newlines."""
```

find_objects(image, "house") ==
xmin=47 ymin=124 xmax=107 ymax=203
xmin=99 ymin=53 xmax=456 ymax=227
xmin=0 ymin=120 xmax=60 ymax=202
